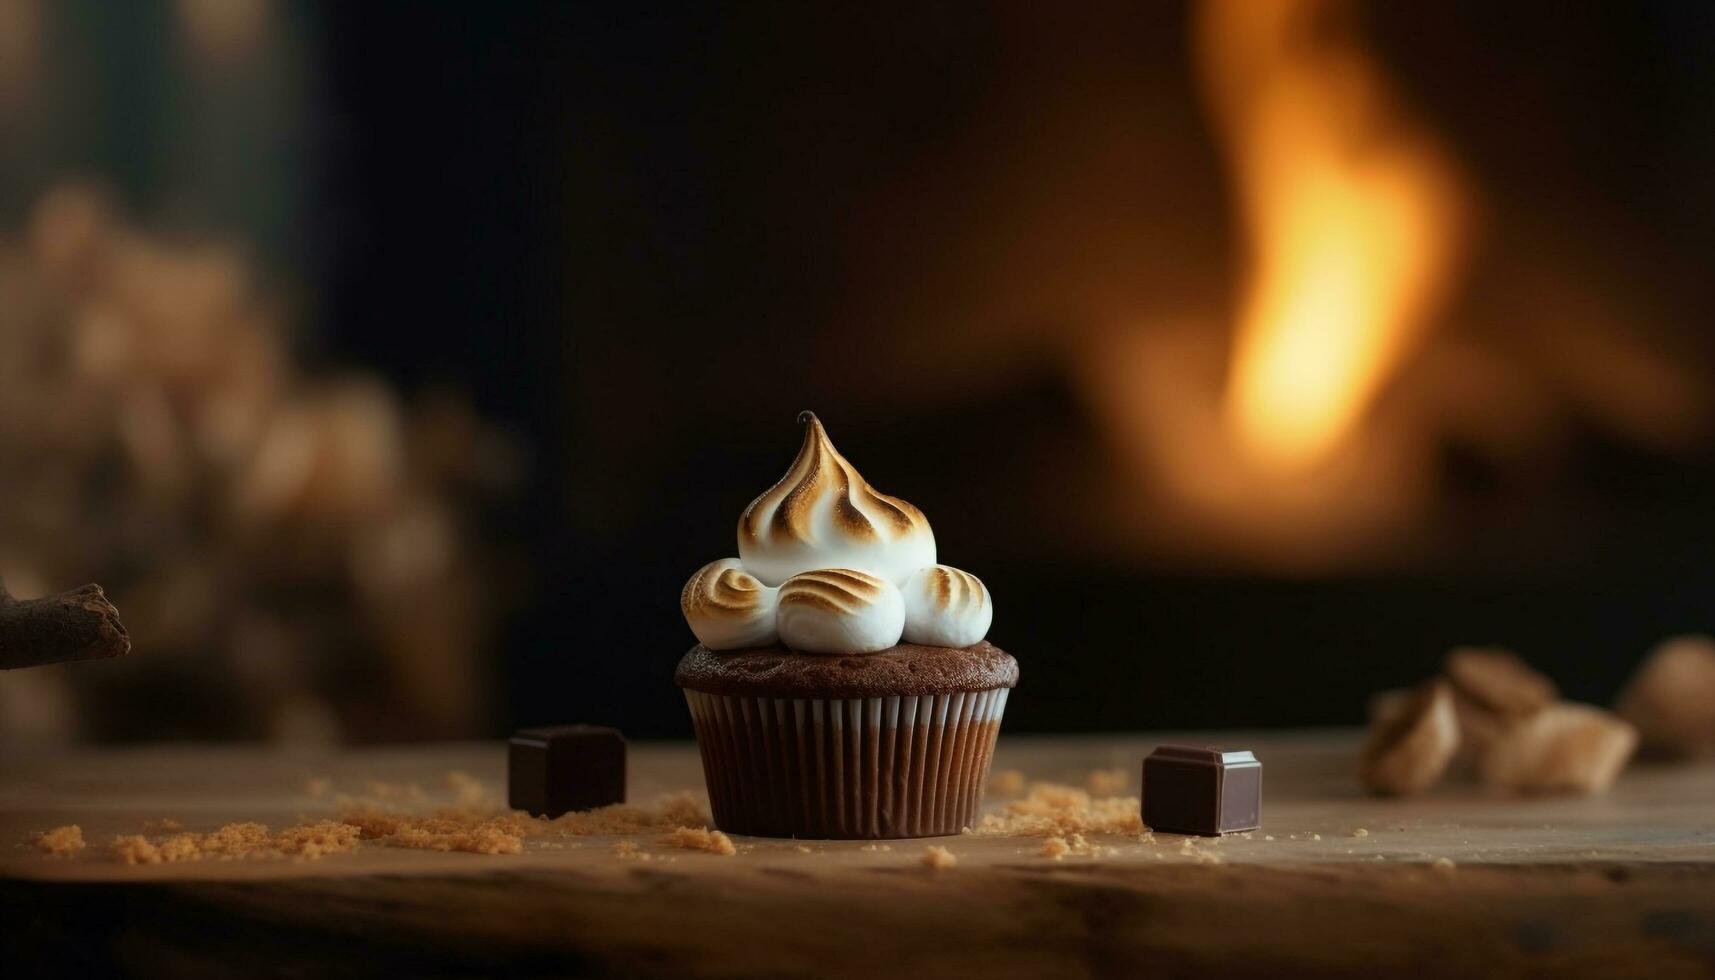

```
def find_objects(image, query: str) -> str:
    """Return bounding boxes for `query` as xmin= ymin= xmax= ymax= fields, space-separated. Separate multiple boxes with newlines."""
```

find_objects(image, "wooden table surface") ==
xmin=3 ymin=732 xmax=1713 ymax=978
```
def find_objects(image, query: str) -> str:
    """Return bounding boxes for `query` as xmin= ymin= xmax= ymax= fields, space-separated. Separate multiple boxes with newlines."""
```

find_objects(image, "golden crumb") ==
xmin=921 ymin=845 xmax=957 ymax=869
xmin=1432 ymin=856 xmax=1457 ymax=873
xmin=33 ymin=825 xmax=85 ymax=856
xmin=975 ymin=781 xmax=1143 ymax=838
xmin=859 ymin=843 xmax=893 ymax=852
xmin=1352 ymin=828 xmax=1370 ymax=838
xmin=155 ymin=833 xmax=205 ymax=862
xmin=1264 ymin=835 xmax=1274 ymax=841
xmin=1311 ymin=833 xmax=1322 ymax=841
xmin=198 ymin=822 xmax=272 ymax=857
xmin=112 ymin=835 xmax=161 ymax=865
xmin=658 ymin=826 xmax=736 ymax=856
xmin=391 ymin=826 xmax=521 ymax=855
xmin=1040 ymin=832 xmax=1113 ymax=860
xmin=384 ymin=816 xmax=524 ymax=854
xmin=989 ymin=769 xmax=1026 ymax=796
xmin=1086 ymin=768 xmax=1130 ymax=795
xmin=336 ymin=804 xmax=536 ymax=853
xmin=481 ymin=809 xmax=543 ymax=837
xmin=274 ymin=821 xmax=363 ymax=858
xmin=612 ymin=840 xmax=641 ymax=857
xmin=109 ymin=820 xmax=364 ymax=864
xmin=101 ymin=777 xmax=716 ymax=865
xmin=332 ymin=790 xmax=712 ymax=857
xmin=795 ymin=845 xmax=812 ymax=854
xmin=545 ymin=793 xmax=712 ymax=837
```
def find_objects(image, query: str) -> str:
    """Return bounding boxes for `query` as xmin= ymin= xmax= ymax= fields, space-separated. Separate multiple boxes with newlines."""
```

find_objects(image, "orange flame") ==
xmin=1197 ymin=0 xmax=1467 ymax=469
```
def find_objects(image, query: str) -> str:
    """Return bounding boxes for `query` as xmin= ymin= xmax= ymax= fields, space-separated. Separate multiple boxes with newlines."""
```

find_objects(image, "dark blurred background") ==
xmin=1 ymin=1 xmax=1711 ymax=743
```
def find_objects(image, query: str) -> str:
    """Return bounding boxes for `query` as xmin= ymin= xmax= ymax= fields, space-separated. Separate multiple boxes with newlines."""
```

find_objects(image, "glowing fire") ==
xmin=1198 ymin=0 xmax=1467 ymax=469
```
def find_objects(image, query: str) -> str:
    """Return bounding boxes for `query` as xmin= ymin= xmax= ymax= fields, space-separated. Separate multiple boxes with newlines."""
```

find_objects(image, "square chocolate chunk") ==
xmin=509 ymin=725 xmax=626 ymax=818
xmin=1142 ymin=745 xmax=1262 ymax=836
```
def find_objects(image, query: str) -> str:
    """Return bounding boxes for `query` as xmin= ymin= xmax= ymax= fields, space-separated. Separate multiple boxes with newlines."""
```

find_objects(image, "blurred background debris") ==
xmin=0 ymin=184 xmax=523 ymax=744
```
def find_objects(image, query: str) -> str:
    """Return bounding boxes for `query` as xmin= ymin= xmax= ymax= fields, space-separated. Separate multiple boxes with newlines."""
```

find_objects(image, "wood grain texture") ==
xmin=3 ymin=733 xmax=1713 ymax=978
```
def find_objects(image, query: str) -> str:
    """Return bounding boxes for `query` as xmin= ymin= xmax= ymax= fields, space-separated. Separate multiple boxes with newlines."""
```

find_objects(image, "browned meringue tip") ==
xmin=740 ymin=411 xmax=926 ymax=549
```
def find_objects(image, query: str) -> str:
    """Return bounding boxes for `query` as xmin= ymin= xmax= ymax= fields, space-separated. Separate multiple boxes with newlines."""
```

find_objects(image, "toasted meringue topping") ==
xmin=681 ymin=558 xmax=779 ymax=650
xmin=776 ymin=568 xmax=904 ymax=654
xmin=737 ymin=412 xmax=935 ymax=586
xmin=681 ymin=412 xmax=994 ymax=655
xmin=900 ymin=564 xmax=993 ymax=648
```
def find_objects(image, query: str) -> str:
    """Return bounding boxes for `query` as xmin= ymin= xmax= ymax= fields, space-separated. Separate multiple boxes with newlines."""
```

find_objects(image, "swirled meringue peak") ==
xmin=776 ymin=568 xmax=905 ymax=654
xmin=737 ymin=412 xmax=935 ymax=587
xmin=899 ymin=565 xmax=993 ymax=648
xmin=682 ymin=559 xmax=779 ymax=650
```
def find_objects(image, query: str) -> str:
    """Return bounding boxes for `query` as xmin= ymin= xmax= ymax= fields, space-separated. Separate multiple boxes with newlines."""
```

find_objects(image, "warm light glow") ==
xmin=1199 ymin=0 xmax=1466 ymax=469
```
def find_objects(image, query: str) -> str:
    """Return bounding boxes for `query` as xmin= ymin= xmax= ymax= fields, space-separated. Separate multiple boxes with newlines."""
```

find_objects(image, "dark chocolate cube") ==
xmin=1142 ymin=745 xmax=1261 ymax=836
xmin=509 ymin=725 xmax=626 ymax=817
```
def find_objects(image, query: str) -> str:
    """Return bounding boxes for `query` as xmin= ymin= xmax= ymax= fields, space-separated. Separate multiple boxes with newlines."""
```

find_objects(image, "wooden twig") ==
xmin=0 ymin=578 xmax=130 ymax=670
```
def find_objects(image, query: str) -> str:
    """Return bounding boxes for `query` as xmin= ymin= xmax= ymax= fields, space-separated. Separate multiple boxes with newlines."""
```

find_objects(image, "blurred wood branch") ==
xmin=0 ymin=579 xmax=130 ymax=670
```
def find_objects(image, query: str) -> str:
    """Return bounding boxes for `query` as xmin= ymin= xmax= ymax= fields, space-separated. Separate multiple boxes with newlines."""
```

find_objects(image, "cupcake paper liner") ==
xmin=684 ymin=688 xmax=1010 ymax=839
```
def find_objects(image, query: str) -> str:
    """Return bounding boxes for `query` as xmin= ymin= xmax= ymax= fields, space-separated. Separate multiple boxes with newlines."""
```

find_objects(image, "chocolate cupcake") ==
xmin=677 ymin=412 xmax=1018 ymax=839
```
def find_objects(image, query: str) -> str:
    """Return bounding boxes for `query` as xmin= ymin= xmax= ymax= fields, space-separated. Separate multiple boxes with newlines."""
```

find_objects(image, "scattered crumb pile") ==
xmin=28 ymin=773 xmax=718 ymax=864
xmin=607 ymin=824 xmax=736 ymax=861
xmin=859 ymin=843 xmax=893 ymax=853
xmin=658 ymin=826 xmax=736 ymax=856
xmin=33 ymin=825 xmax=85 ymax=856
xmin=1040 ymin=833 xmax=1117 ymax=860
xmin=972 ymin=781 xmax=1146 ymax=839
xmin=921 ymin=845 xmax=957 ymax=869
xmin=989 ymin=769 xmax=1026 ymax=796
xmin=335 ymin=787 xmax=712 ymax=856
xmin=112 ymin=820 xmax=362 ymax=864
xmin=1085 ymin=768 xmax=1130 ymax=795
xmin=336 ymin=806 xmax=533 ymax=855
xmin=542 ymin=793 xmax=709 ymax=836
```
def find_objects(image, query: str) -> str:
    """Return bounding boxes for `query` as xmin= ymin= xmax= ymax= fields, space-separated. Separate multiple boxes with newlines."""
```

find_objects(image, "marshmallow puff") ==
xmin=776 ymin=568 xmax=904 ymax=654
xmin=681 ymin=558 xmax=779 ymax=650
xmin=900 ymin=564 xmax=992 ymax=648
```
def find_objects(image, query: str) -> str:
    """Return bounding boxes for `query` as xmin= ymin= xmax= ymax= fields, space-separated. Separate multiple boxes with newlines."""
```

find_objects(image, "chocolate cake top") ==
xmin=675 ymin=641 xmax=1017 ymax=700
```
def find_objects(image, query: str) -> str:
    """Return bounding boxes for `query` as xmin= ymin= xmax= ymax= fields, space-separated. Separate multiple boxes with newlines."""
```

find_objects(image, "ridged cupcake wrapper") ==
xmin=684 ymin=688 xmax=1010 ymax=839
